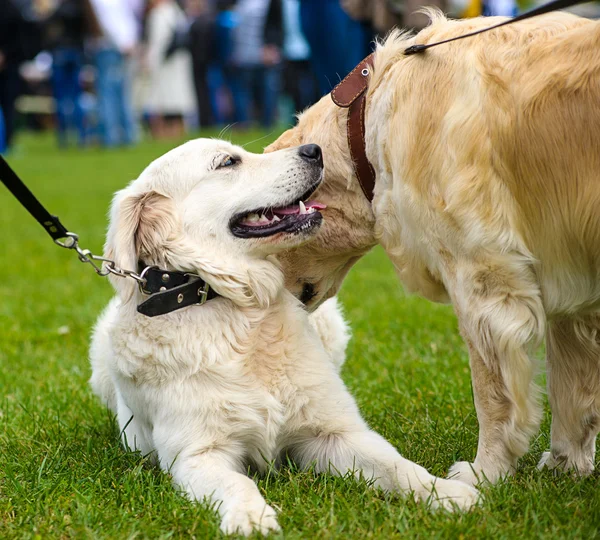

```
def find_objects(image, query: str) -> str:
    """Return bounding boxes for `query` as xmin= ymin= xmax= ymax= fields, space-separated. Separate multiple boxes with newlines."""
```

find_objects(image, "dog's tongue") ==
xmin=274 ymin=201 xmax=327 ymax=216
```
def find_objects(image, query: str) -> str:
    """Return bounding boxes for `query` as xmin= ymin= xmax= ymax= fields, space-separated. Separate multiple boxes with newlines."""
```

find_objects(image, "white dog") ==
xmin=89 ymin=138 xmax=479 ymax=536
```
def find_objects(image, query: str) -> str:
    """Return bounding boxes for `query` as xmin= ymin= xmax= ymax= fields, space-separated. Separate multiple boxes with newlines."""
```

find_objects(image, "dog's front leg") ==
xmin=116 ymin=394 xmax=155 ymax=461
xmin=448 ymin=261 xmax=545 ymax=485
xmin=166 ymin=450 xmax=280 ymax=536
xmin=289 ymin=396 xmax=479 ymax=512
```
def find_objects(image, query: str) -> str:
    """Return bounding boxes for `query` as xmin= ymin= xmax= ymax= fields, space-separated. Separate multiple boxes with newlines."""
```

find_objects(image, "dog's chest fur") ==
xmin=109 ymin=297 xmax=325 ymax=464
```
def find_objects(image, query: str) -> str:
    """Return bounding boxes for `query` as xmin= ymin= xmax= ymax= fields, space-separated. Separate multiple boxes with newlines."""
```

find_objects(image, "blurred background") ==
xmin=1 ymin=0 xmax=599 ymax=154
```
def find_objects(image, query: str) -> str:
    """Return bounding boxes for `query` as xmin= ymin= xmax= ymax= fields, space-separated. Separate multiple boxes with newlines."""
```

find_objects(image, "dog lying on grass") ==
xmin=89 ymin=138 xmax=479 ymax=535
xmin=267 ymin=11 xmax=600 ymax=485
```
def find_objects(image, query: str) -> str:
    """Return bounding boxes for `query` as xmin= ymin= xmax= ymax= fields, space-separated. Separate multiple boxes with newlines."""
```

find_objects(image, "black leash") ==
xmin=0 ymin=155 xmax=70 ymax=241
xmin=404 ymin=0 xmax=590 ymax=55
xmin=0 ymin=155 xmax=216 ymax=317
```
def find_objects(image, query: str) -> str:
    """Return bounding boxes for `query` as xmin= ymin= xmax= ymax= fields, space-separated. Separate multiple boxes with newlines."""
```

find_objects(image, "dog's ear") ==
xmin=264 ymin=126 xmax=302 ymax=153
xmin=104 ymin=189 xmax=177 ymax=300
xmin=105 ymin=188 xmax=284 ymax=309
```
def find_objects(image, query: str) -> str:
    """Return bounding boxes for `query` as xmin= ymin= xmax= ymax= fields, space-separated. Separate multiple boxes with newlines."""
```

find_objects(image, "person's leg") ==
xmin=94 ymin=49 xmax=120 ymax=147
xmin=194 ymin=63 xmax=215 ymax=129
xmin=51 ymin=49 xmax=70 ymax=147
xmin=68 ymin=49 xmax=86 ymax=147
xmin=300 ymin=0 xmax=370 ymax=95
xmin=260 ymin=65 xmax=281 ymax=128
xmin=300 ymin=1 xmax=330 ymax=96
xmin=228 ymin=66 xmax=251 ymax=126
xmin=0 ymin=105 xmax=6 ymax=153
xmin=295 ymin=60 xmax=318 ymax=112
xmin=324 ymin=0 xmax=370 ymax=79
xmin=206 ymin=65 xmax=224 ymax=125
xmin=116 ymin=53 xmax=137 ymax=146
xmin=0 ymin=65 xmax=22 ymax=149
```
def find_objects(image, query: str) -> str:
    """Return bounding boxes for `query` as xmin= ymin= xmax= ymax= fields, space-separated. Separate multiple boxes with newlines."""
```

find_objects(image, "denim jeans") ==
xmin=0 ymin=106 xmax=6 ymax=154
xmin=94 ymin=48 xmax=137 ymax=147
xmin=51 ymin=47 xmax=85 ymax=147
xmin=299 ymin=0 xmax=371 ymax=96
xmin=0 ymin=65 xmax=21 ymax=150
xmin=228 ymin=65 xmax=281 ymax=128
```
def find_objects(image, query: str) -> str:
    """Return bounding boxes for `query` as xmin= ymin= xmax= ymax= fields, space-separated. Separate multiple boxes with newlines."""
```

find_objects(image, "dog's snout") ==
xmin=298 ymin=144 xmax=322 ymax=164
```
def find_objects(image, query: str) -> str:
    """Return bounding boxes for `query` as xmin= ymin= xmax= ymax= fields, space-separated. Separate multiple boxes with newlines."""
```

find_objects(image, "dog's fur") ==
xmin=89 ymin=139 xmax=479 ymax=536
xmin=267 ymin=12 xmax=600 ymax=484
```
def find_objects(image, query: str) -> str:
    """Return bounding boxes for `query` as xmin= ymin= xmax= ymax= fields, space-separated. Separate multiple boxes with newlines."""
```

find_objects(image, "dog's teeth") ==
xmin=247 ymin=213 xmax=260 ymax=223
xmin=273 ymin=215 xmax=281 ymax=222
xmin=308 ymin=207 xmax=316 ymax=214
xmin=299 ymin=201 xmax=307 ymax=214
xmin=259 ymin=213 xmax=271 ymax=224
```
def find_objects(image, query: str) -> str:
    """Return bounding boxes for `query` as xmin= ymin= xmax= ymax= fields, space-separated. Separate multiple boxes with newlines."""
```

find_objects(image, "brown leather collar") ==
xmin=331 ymin=54 xmax=376 ymax=202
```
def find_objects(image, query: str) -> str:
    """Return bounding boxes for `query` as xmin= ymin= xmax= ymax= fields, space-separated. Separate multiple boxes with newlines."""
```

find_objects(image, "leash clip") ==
xmin=54 ymin=230 xmax=148 ymax=287
xmin=54 ymin=232 xmax=79 ymax=249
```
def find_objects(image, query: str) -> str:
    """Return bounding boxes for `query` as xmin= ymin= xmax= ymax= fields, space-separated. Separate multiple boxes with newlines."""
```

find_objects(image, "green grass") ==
xmin=1 ymin=132 xmax=598 ymax=539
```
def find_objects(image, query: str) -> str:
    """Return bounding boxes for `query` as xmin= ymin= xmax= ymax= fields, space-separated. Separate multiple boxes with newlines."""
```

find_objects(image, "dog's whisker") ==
xmin=218 ymin=124 xmax=236 ymax=140
xmin=241 ymin=130 xmax=277 ymax=149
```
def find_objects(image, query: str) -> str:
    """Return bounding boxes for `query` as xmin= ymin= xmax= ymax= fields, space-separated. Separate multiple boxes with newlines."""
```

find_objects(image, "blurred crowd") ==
xmin=1 ymin=0 xmax=598 ymax=153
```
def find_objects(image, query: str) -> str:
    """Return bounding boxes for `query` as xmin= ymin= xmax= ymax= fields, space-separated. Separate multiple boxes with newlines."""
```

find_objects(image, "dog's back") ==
xmin=371 ymin=12 xmax=600 ymax=314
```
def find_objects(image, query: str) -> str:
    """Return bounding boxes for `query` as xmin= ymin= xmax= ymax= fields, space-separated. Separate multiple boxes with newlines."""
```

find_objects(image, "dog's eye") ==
xmin=219 ymin=156 xmax=237 ymax=168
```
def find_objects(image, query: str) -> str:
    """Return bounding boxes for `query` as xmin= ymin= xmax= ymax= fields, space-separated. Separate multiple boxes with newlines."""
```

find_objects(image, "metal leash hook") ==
xmin=54 ymin=231 xmax=148 ymax=287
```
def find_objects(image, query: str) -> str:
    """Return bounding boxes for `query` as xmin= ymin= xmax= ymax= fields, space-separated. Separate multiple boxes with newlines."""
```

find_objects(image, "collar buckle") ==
xmin=196 ymin=281 xmax=210 ymax=305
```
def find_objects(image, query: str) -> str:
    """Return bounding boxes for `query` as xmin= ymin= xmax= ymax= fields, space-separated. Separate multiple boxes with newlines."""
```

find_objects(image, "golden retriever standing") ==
xmin=267 ymin=12 xmax=600 ymax=485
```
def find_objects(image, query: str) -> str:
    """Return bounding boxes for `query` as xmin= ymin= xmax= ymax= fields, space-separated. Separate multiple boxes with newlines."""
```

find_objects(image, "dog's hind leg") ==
xmin=448 ymin=259 xmax=545 ymax=485
xmin=89 ymin=298 xmax=120 ymax=413
xmin=538 ymin=316 xmax=600 ymax=476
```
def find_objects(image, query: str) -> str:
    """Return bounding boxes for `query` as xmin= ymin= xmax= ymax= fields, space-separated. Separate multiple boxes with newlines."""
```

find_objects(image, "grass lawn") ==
xmin=1 ymin=132 xmax=598 ymax=539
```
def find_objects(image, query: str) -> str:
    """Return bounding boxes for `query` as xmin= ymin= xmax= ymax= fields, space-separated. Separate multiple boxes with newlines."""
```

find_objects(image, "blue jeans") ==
xmin=51 ymin=47 xmax=85 ymax=147
xmin=300 ymin=0 xmax=371 ymax=96
xmin=94 ymin=48 xmax=137 ymax=147
xmin=0 ymin=106 xmax=5 ymax=153
xmin=228 ymin=65 xmax=281 ymax=128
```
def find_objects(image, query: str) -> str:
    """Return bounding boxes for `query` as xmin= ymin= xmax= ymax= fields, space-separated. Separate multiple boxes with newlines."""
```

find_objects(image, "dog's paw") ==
xmin=220 ymin=503 xmax=280 ymax=536
xmin=448 ymin=460 xmax=514 ymax=486
xmin=447 ymin=461 xmax=481 ymax=486
xmin=427 ymin=478 xmax=481 ymax=512
xmin=537 ymin=451 xmax=557 ymax=472
xmin=538 ymin=450 xmax=594 ymax=477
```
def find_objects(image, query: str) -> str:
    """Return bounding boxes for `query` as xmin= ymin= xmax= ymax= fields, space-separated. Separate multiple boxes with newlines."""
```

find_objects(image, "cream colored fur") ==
xmin=89 ymin=139 xmax=479 ymax=536
xmin=267 ymin=12 xmax=600 ymax=485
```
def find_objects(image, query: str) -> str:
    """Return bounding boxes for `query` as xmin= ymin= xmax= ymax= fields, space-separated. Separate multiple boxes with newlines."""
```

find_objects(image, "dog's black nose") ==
xmin=298 ymin=144 xmax=322 ymax=164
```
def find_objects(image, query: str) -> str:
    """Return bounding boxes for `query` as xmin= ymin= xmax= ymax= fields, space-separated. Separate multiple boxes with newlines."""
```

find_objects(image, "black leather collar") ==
xmin=136 ymin=266 xmax=219 ymax=317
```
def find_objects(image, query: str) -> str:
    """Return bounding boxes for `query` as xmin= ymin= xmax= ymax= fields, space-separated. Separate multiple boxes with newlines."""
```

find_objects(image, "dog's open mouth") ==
xmin=230 ymin=188 xmax=326 ymax=239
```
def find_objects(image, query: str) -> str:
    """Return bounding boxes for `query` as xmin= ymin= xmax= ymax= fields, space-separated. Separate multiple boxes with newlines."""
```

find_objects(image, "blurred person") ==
xmin=341 ymin=0 xmax=448 ymax=33
xmin=281 ymin=0 xmax=317 ymax=116
xmin=210 ymin=0 xmax=239 ymax=124
xmin=43 ymin=0 xmax=87 ymax=147
xmin=188 ymin=0 xmax=216 ymax=128
xmin=88 ymin=0 xmax=139 ymax=147
xmin=0 ymin=0 xmax=41 ymax=151
xmin=145 ymin=0 xmax=197 ymax=138
xmin=298 ymin=0 xmax=371 ymax=97
xmin=230 ymin=0 xmax=282 ymax=128
xmin=482 ymin=0 xmax=517 ymax=15
xmin=0 ymin=106 xmax=5 ymax=153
